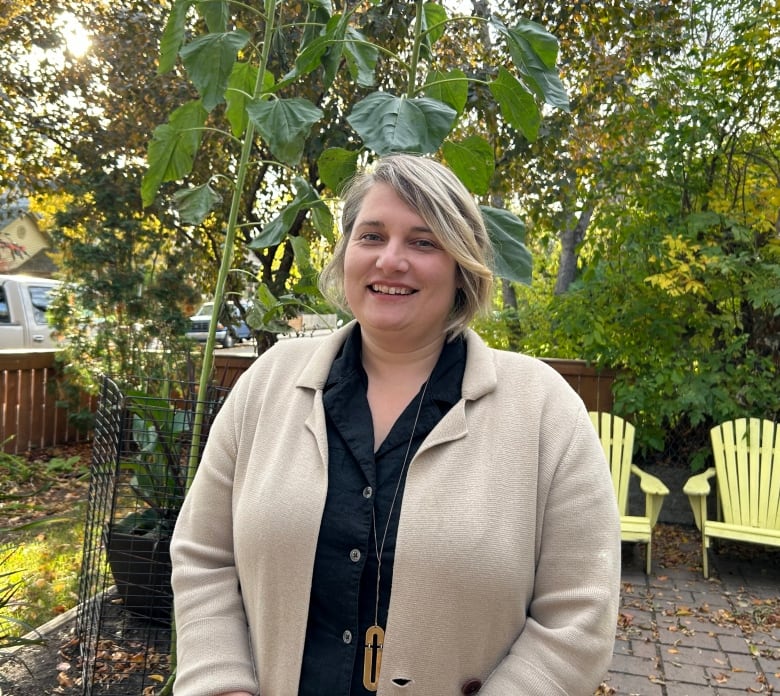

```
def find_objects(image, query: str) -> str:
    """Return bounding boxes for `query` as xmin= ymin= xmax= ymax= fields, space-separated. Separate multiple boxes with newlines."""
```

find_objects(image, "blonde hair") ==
xmin=318 ymin=154 xmax=494 ymax=338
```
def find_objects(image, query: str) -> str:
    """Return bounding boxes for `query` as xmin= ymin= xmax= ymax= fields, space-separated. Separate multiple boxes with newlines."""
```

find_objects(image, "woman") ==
xmin=170 ymin=154 xmax=621 ymax=696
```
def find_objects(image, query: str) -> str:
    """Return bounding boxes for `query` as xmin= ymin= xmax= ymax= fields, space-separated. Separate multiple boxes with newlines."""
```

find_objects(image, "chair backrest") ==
xmin=589 ymin=411 xmax=635 ymax=515
xmin=710 ymin=418 xmax=780 ymax=530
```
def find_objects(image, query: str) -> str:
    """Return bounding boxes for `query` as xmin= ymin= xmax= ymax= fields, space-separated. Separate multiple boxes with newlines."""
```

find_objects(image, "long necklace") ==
xmin=363 ymin=377 xmax=430 ymax=692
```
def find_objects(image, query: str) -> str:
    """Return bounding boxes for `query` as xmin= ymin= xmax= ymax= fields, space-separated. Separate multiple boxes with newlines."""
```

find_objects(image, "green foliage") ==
xmin=0 ymin=519 xmax=84 ymax=641
xmin=475 ymin=0 xmax=780 ymax=473
xmin=122 ymin=395 xmax=192 ymax=529
xmin=144 ymin=1 xmax=571 ymax=294
xmin=48 ymin=165 xmax=202 ymax=408
xmin=481 ymin=207 xmax=532 ymax=284
xmin=141 ymin=1 xmax=571 ymax=522
xmin=510 ymin=209 xmax=779 ymax=469
xmin=0 ymin=550 xmax=45 ymax=652
xmin=0 ymin=447 xmax=87 ymax=648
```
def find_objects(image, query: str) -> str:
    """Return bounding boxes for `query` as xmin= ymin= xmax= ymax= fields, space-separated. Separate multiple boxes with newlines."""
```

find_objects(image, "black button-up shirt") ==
xmin=298 ymin=326 xmax=466 ymax=695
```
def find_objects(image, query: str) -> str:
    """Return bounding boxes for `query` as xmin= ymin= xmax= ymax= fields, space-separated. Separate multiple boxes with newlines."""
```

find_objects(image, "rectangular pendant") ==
xmin=363 ymin=624 xmax=385 ymax=692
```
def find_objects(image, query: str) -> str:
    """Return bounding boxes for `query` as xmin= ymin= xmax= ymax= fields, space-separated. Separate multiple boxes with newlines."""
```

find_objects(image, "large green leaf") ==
xmin=320 ymin=15 xmax=347 ymax=90
xmin=480 ymin=205 xmax=532 ymax=284
xmin=424 ymin=69 xmax=468 ymax=114
xmin=196 ymin=0 xmax=230 ymax=33
xmin=421 ymin=2 xmax=448 ymax=59
xmin=280 ymin=13 xmax=344 ymax=91
xmin=282 ymin=30 xmax=331 ymax=86
xmin=173 ymin=183 xmax=222 ymax=225
xmin=347 ymin=92 xmax=457 ymax=155
xmin=508 ymin=18 xmax=560 ymax=68
xmin=489 ymin=67 xmax=540 ymax=142
xmin=180 ymin=30 xmax=251 ymax=111
xmin=312 ymin=199 xmax=335 ymax=243
xmin=493 ymin=18 xmax=570 ymax=112
xmin=289 ymin=235 xmax=320 ymax=294
xmin=250 ymin=177 xmax=324 ymax=249
xmin=226 ymin=62 xmax=273 ymax=137
xmin=283 ymin=13 xmax=375 ymax=92
xmin=442 ymin=137 xmax=494 ymax=195
xmin=246 ymin=97 xmax=323 ymax=165
xmin=158 ymin=0 xmax=194 ymax=75
xmin=302 ymin=0 xmax=333 ymax=50
xmin=318 ymin=147 xmax=359 ymax=194
xmin=142 ymin=100 xmax=208 ymax=207
xmin=344 ymin=26 xmax=378 ymax=87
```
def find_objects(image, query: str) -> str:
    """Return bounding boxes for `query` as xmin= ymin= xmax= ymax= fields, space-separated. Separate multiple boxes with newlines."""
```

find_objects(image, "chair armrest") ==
xmin=631 ymin=464 xmax=670 ymax=497
xmin=631 ymin=464 xmax=669 ymax=527
xmin=683 ymin=467 xmax=716 ymax=497
xmin=683 ymin=467 xmax=716 ymax=531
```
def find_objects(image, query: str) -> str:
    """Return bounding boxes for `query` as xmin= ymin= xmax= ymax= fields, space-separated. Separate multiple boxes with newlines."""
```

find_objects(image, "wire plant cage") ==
xmin=76 ymin=374 xmax=230 ymax=695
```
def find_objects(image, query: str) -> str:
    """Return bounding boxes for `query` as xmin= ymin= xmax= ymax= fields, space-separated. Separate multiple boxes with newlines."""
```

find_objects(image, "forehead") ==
xmin=354 ymin=183 xmax=426 ymax=224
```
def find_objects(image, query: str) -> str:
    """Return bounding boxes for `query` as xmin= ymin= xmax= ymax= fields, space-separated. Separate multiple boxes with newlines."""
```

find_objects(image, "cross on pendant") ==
xmin=363 ymin=625 xmax=385 ymax=691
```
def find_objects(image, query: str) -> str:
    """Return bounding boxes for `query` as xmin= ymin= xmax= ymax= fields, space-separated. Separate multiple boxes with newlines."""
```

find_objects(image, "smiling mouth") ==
xmin=369 ymin=284 xmax=416 ymax=296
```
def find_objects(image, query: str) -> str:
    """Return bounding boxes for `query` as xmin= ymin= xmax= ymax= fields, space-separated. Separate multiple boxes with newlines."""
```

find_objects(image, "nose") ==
xmin=375 ymin=240 xmax=409 ymax=273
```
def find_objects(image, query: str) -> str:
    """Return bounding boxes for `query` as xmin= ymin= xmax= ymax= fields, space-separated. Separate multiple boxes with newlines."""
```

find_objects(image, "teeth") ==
xmin=371 ymin=284 xmax=413 ymax=295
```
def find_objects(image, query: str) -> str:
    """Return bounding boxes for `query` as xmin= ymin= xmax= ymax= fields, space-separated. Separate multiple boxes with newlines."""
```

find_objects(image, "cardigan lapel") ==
xmin=410 ymin=330 xmax=498 ymax=457
xmin=296 ymin=321 xmax=353 ymax=389
xmin=462 ymin=329 xmax=498 ymax=400
xmin=299 ymin=323 xmax=353 ymax=469
xmin=297 ymin=325 xmax=499 ymax=462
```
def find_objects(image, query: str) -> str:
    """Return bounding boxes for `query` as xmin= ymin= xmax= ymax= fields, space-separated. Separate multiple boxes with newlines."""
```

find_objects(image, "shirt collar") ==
xmin=325 ymin=324 xmax=465 ymax=409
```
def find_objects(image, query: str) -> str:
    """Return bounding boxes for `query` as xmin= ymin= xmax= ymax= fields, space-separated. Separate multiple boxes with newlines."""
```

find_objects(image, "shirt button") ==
xmin=349 ymin=548 xmax=361 ymax=562
xmin=362 ymin=486 xmax=373 ymax=499
xmin=343 ymin=630 xmax=353 ymax=644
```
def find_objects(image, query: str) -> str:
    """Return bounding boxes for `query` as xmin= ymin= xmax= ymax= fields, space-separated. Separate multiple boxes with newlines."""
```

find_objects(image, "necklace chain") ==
xmin=371 ymin=377 xmax=430 ymax=624
xmin=363 ymin=377 xmax=430 ymax=691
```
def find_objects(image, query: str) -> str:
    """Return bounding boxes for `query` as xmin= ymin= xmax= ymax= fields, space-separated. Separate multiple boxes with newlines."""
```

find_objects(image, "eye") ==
xmin=357 ymin=232 xmax=382 ymax=242
xmin=412 ymin=238 xmax=438 ymax=249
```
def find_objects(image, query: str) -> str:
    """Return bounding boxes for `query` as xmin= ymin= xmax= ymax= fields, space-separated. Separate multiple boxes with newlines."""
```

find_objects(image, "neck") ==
xmin=360 ymin=330 xmax=446 ymax=384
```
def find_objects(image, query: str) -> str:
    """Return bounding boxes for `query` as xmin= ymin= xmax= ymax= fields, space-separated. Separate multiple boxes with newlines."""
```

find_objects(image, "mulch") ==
xmin=0 ymin=442 xmax=92 ymax=532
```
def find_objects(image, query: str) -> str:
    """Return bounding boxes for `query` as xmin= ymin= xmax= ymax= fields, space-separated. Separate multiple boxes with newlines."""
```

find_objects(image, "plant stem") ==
xmin=169 ymin=7 xmax=280 ymax=691
xmin=407 ymin=0 xmax=425 ymax=99
xmin=186 ymin=0 xmax=278 ymax=489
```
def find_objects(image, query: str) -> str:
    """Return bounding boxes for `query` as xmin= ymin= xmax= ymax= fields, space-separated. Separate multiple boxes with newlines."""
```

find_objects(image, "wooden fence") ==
xmin=0 ymin=350 xmax=616 ymax=455
xmin=542 ymin=358 xmax=617 ymax=414
xmin=0 ymin=351 xmax=94 ymax=454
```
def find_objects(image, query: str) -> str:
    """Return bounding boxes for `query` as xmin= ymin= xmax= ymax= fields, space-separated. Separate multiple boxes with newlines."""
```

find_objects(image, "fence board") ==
xmin=2 ymin=367 xmax=21 ymax=452
xmin=208 ymin=353 xmax=616 ymax=412
xmin=0 ymin=350 xmax=616 ymax=454
xmin=541 ymin=358 xmax=616 ymax=413
xmin=0 ymin=350 xmax=94 ymax=454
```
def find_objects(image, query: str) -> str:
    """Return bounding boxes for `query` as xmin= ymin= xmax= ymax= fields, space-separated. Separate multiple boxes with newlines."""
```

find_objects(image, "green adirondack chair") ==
xmin=589 ymin=412 xmax=670 ymax=573
xmin=684 ymin=417 xmax=780 ymax=578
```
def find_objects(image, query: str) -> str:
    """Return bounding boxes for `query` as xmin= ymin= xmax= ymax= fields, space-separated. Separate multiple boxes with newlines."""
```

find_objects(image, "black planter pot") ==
xmin=103 ymin=527 xmax=173 ymax=623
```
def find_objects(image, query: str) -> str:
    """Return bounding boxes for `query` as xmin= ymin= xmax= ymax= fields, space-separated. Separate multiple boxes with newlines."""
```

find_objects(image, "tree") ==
xmin=1 ymin=1 xmax=206 ymax=402
xmin=509 ymin=0 xmax=780 ymax=465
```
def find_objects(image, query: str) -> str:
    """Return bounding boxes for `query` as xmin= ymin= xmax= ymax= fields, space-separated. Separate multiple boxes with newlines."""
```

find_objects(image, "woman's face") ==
xmin=343 ymin=182 xmax=459 ymax=346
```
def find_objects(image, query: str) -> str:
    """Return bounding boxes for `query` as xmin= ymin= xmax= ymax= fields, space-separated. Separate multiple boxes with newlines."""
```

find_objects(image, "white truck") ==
xmin=0 ymin=274 xmax=62 ymax=349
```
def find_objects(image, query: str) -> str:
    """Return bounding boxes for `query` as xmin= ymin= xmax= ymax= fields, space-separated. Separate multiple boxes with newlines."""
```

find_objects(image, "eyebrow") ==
xmin=354 ymin=220 xmax=434 ymax=234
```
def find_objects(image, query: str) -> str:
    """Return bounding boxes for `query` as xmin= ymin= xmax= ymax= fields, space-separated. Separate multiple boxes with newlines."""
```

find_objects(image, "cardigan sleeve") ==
xmin=169 ymin=374 xmax=260 ymax=696
xmin=481 ymin=403 xmax=622 ymax=696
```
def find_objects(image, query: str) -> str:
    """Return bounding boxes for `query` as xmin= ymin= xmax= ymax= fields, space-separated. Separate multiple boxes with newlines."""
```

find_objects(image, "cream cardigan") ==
xmin=171 ymin=326 xmax=621 ymax=696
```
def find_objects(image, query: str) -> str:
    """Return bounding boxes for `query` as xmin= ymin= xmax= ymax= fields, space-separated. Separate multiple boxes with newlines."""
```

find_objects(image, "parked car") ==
xmin=186 ymin=300 xmax=252 ymax=348
xmin=0 ymin=274 xmax=61 ymax=349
